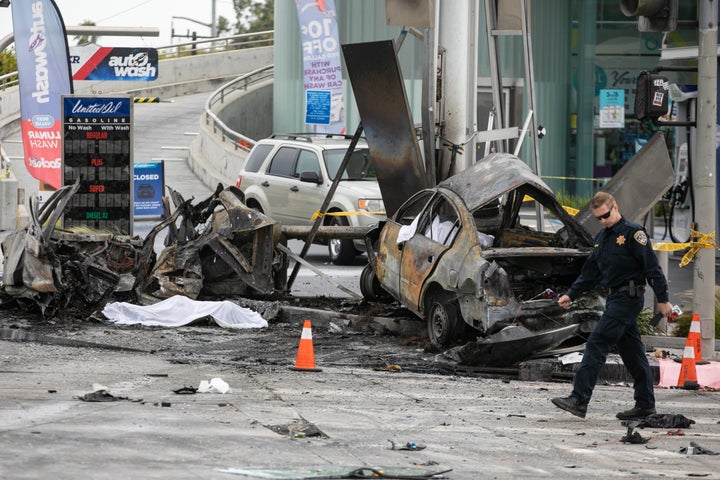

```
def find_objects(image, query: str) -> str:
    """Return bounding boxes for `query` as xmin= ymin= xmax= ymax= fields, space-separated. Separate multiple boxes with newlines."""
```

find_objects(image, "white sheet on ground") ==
xmin=102 ymin=296 xmax=268 ymax=329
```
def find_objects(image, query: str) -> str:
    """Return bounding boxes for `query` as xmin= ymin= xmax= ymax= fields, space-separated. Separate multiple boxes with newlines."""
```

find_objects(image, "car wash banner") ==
xmin=296 ymin=0 xmax=345 ymax=134
xmin=71 ymin=46 xmax=159 ymax=81
xmin=12 ymin=0 xmax=74 ymax=190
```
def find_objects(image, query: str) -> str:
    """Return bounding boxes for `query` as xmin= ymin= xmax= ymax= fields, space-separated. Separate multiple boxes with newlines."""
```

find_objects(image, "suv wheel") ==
xmin=328 ymin=215 xmax=357 ymax=265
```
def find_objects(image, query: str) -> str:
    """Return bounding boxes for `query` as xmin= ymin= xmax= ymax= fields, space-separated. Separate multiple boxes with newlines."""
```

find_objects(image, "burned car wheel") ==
xmin=426 ymin=295 xmax=462 ymax=350
xmin=360 ymin=263 xmax=391 ymax=302
xmin=328 ymin=216 xmax=357 ymax=265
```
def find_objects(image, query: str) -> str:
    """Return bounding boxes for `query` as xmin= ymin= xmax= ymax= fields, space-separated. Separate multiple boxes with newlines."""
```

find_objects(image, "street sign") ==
xmin=305 ymin=89 xmax=331 ymax=125
xmin=133 ymin=161 xmax=165 ymax=217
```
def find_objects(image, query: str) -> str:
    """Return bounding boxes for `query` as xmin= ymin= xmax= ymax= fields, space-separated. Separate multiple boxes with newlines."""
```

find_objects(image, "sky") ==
xmin=0 ymin=0 xmax=238 ymax=48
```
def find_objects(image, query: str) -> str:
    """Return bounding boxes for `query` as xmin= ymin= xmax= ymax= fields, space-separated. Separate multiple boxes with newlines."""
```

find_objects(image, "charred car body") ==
xmin=0 ymin=181 xmax=288 ymax=317
xmin=361 ymin=153 xmax=605 ymax=363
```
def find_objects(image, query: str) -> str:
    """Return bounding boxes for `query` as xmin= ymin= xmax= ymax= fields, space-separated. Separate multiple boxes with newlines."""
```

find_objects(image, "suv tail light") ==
xmin=235 ymin=175 xmax=243 ymax=188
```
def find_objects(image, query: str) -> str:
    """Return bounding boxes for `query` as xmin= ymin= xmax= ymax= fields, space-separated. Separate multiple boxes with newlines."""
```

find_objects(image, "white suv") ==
xmin=236 ymin=134 xmax=386 ymax=264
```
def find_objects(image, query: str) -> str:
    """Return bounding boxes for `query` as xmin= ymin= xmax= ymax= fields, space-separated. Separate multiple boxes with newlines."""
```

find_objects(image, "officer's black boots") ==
xmin=551 ymin=396 xmax=588 ymax=418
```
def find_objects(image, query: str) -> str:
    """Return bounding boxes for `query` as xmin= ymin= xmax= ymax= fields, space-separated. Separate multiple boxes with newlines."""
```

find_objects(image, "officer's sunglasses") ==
xmin=595 ymin=204 xmax=614 ymax=221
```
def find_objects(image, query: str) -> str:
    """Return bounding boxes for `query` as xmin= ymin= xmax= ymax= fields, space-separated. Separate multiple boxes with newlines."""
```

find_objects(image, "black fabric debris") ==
xmin=635 ymin=414 xmax=695 ymax=429
xmin=77 ymin=390 xmax=127 ymax=402
xmin=173 ymin=386 xmax=198 ymax=394
xmin=621 ymin=422 xmax=649 ymax=444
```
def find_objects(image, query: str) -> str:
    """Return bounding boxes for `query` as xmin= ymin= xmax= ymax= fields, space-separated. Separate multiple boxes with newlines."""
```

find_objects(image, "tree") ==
xmin=0 ymin=47 xmax=17 ymax=76
xmin=216 ymin=16 xmax=231 ymax=36
xmin=73 ymin=20 xmax=100 ymax=46
xmin=233 ymin=0 xmax=274 ymax=34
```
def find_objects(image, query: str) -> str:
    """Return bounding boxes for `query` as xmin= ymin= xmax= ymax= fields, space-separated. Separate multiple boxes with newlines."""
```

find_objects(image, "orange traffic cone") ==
xmin=676 ymin=336 xmax=699 ymax=390
xmin=290 ymin=320 xmax=322 ymax=372
xmin=687 ymin=313 xmax=703 ymax=363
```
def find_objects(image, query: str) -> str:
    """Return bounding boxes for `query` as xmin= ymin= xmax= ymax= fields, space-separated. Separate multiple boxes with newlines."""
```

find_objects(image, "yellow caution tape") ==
xmin=652 ymin=229 xmax=718 ymax=267
xmin=311 ymin=210 xmax=386 ymax=221
xmin=562 ymin=205 xmax=579 ymax=216
xmin=678 ymin=229 xmax=718 ymax=267
xmin=523 ymin=195 xmax=579 ymax=217
xmin=541 ymin=175 xmax=610 ymax=182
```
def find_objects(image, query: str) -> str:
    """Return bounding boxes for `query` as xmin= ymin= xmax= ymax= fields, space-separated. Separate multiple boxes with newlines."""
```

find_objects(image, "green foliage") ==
xmin=216 ymin=16 xmax=232 ymax=36
xmin=637 ymin=308 xmax=658 ymax=336
xmin=0 ymin=48 xmax=17 ymax=76
xmin=554 ymin=191 xmax=591 ymax=212
xmin=234 ymin=0 xmax=274 ymax=34
xmin=671 ymin=287 xmax=720 ymax=339
xmin=73 ymin=20 xmax=99 ymax=46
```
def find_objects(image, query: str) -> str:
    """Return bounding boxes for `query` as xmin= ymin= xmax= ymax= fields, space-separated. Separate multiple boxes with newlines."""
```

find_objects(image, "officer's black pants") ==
xmin=572 ymin=292 xmax=654 ymax=409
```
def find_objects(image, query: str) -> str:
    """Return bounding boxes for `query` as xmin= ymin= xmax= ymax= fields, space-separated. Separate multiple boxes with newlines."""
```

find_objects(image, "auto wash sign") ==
xmin=296 ymin=0 xmax=345 ymax=134
xmin=70 ymin=46 xmax=158 ymax=81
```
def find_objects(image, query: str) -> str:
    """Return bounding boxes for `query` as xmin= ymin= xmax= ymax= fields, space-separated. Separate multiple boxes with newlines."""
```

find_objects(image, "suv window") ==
xmin=324 ymin=148 xmax=376 ymax=181
xmin=245 ymin=144 xmax=273 ymax=173
xmin=267 ymin=147 xmax=299 ymax=177
xmin=296 ymin=150 xmax=321 ymax=178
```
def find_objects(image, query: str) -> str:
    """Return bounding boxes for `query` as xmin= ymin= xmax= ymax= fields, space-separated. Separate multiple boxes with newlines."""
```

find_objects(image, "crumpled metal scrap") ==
xmin=134 ymin=184 xmax=287 ymax=303
xmin=0 ymin=179 xmax=130 ymax=317
xmin=0 ymin=181 xmax=287 ymax=317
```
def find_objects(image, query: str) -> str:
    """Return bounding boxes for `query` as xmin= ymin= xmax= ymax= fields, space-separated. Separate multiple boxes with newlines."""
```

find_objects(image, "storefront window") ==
xmin=569 ymin=0 xmax=698 ymax=196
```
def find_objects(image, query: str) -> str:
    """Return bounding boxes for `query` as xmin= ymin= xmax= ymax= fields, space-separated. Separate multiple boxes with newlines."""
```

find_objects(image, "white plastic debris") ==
xmin=559 ymin=352 xmax=584 ymax=365
xmin=198 ymin=378 xmax=231 ymax=394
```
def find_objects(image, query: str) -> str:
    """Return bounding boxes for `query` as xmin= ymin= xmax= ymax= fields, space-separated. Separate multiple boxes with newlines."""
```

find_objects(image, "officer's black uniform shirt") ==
xmin=566 ymin=216 xmax=669 ymax=303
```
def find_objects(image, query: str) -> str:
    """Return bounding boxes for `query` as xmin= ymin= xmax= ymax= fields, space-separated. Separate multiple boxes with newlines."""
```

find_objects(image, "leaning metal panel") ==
xmin=342 ymin=40 xmax=429 ymax=217
xmin=576 ymin=131 xmax=675 ymax=238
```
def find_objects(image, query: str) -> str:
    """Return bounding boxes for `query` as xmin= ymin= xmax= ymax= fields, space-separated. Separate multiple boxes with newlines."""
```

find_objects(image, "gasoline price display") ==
xmin=62 ymin=96 xmax=133 ymax=235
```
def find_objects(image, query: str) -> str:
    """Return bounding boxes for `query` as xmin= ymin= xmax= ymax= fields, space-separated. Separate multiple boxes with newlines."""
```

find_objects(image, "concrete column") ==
xmin=438 ymin=0 xmax=478 ymax=176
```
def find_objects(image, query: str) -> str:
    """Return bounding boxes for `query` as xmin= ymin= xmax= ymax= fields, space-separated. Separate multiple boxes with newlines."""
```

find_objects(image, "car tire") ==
xmin=426 ymin=294 xmax=462 ymax=350
xmin=328 ymin=215 xmax=357 ymax=265
xmin=360 ymin=263 xmax=391 ymax=302
xmin=247 ymin=200 xmax=264 ymax=214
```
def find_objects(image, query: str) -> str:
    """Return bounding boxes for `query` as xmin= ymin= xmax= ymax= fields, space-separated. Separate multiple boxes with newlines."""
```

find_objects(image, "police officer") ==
xmin=552 ymin=192 xmax=672 ymax=419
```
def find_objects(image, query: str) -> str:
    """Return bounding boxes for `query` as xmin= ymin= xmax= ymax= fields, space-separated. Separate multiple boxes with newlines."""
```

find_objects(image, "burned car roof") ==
xmin=440 ymin=153 xmax=593 ymax=248
xmin=440 ymin=153 xmax=554 ymax=210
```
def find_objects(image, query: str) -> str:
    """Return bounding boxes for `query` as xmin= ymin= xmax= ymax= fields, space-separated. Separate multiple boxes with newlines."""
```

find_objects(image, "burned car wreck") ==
xmin=0 ymin=181 xmax=288 ymax=317
xmin=361 ymin=153 xmax=606 ymax=365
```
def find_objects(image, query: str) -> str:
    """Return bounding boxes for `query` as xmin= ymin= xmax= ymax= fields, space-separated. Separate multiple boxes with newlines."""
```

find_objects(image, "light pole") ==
xmin=694 ymin=0 xmax=717 ymax=357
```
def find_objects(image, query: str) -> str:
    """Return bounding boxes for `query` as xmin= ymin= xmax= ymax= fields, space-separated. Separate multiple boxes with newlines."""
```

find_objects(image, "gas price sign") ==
xmin=62 ymin=96 xmax=133 ymax=234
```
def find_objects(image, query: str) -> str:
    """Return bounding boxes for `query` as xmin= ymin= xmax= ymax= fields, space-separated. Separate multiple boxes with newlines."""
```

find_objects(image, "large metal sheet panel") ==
xmin=576 ymin=132 xmax=675 ymax=238
xmin=342 ymin=40 xmax=429 ymax=217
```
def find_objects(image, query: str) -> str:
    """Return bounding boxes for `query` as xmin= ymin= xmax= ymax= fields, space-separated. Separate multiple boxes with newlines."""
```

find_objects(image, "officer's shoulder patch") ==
xmin=633 ymin=230 xmax=648 ymax=246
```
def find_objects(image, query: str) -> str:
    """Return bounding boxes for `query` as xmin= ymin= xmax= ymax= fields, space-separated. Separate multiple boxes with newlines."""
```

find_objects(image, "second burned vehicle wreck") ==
xmin=0 ymin=182 xmax=288 ymax=317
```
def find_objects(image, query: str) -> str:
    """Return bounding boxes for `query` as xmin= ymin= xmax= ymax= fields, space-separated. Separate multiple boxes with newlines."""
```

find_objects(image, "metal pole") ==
xmin=211 ymin=0 xmax=217 ymax=38
xmin=694 ymin=0 xmax=717 ymax=357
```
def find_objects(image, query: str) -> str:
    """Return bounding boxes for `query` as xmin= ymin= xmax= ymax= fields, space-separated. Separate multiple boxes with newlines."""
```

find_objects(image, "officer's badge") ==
xmin=633 ymin=230 xmax=648 ymax=246
xmin=616 ymin=234 xmax=626 ymax=246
